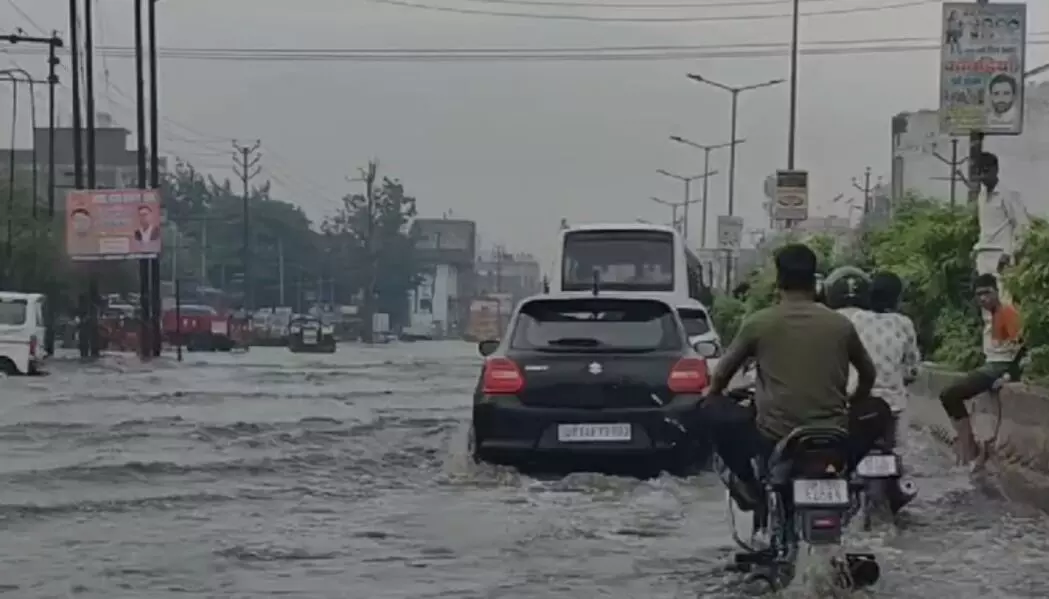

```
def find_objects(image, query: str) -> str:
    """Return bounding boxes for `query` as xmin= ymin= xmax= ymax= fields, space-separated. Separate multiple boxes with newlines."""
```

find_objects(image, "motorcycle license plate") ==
xmin=857 ymin=454 xmax=899 ymax=477
xmin=793 ymin=479 xmax=849 ymax=507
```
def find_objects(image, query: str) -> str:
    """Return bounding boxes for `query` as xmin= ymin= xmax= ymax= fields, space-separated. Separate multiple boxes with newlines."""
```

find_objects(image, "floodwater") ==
xmin=1 ymin=342 xmax=1047 ymax=598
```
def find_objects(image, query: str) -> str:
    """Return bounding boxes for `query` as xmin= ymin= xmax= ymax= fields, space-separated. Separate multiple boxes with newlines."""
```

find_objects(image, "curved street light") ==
xmin=686 ymin=74 xmax=784 ymax=219
xmin=656 ymin=168 xmax=718 ymax=242
xmin=669 ymin=134 xmax=742 ymax=249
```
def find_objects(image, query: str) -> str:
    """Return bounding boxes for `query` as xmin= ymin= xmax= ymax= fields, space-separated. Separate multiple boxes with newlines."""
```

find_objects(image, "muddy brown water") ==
xmin=1 ymin=342 xmax=1046 ymax=598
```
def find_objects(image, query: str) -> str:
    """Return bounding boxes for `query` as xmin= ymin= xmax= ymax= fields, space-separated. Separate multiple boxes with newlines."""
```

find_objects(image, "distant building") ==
xmin=406 ymin=218 xmax=477 ymax=338
xmin=890 ymin=81 xmax=1049 ymax=211
xmin=0 ymin=114 xmax=168 ymax=203
xmin=475 ymin=249 xmax=542 ymax=301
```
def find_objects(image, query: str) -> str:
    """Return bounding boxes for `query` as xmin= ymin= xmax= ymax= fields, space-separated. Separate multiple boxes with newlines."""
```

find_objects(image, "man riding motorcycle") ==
xmin=701 ymin=244 xmax=892 ymax=513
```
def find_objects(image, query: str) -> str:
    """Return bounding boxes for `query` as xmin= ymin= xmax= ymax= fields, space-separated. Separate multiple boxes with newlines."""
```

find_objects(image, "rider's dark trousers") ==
xmin=700 ymin=395 xmax=892 ymax=511
xmin=939 ymin=361 xmax=1011 ymax=421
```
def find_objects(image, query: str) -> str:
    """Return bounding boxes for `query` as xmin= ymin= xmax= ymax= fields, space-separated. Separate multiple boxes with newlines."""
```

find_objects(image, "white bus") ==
xmin=549 ymin=223 xmax=720 ymax=356
xmin=550 ymin=223 xmax=711 ymax=304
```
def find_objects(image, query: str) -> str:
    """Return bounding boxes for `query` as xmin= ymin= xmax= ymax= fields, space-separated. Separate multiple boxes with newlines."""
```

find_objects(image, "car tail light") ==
xmin=668 ymin=357 xmax=709 ymax=393
xmin=29 ymin=335 xmax=37 ymax=357
xmin=482 ymin=357 xmax=524 ymax=395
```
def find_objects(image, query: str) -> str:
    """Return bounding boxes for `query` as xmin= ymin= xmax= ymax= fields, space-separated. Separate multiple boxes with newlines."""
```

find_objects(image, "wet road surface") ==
xmin=1 ymin=342 xmax=1047 ymax=598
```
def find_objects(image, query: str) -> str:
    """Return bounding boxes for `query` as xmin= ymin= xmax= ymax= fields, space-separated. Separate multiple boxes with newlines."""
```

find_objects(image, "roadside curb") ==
xmin=913 ymin=363 xmax=1049 ymax=513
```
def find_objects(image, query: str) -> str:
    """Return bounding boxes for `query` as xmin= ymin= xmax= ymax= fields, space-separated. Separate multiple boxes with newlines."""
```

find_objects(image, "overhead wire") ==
xmin=367 ymin=0 xmax=937 ymax=23
xmin=7 ymin=37 xmax=1049 ymax=62
xmin=3 ymin=0 xmax=44 ymax=33
xmin=1 ymin=0 xmax=234 ymax=156
xmin=1 ymin=0 xmax=329 ymax=210
xmin=456 ymin=0 xmax=849 ymax=9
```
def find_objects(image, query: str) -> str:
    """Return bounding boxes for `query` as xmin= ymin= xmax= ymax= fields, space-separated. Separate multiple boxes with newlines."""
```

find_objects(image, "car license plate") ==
xmin=857 ymin=454 xmax=899 ymax=477
xmin=303 ymin=331 xmax=318 ymax=344
xmin=793 ymin=479 xmax=849 ymax=507
xmin=557 ymin=423 xmax=632 ymax=442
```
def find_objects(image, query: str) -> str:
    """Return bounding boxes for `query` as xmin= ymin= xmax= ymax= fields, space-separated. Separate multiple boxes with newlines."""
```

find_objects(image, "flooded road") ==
xmin=1 ymin=342 xmax=1047 ymax=598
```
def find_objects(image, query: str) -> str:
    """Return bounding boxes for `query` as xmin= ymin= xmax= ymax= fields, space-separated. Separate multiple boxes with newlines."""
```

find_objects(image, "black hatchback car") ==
xmin=469 ymin=294 xmax=717 ymax=475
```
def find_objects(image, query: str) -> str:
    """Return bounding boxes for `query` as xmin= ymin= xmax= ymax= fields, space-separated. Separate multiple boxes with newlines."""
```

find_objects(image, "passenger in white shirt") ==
xmin=863 ymin=272 xmax=921 ymax=447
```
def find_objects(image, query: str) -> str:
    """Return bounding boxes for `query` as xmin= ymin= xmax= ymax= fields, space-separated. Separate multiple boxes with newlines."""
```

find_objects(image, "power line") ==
xmin=6 ymin=37 xmax=1048 ymax=62
xmin=7 ymin=33 xmax=1005 ymax=54
xmin=368 ymin=0 xmax=935 ymax=23
xmin=458 ymin=0 xmax=845 ymax=9
xmin=3 ymin=0 xmax=44 ymax=33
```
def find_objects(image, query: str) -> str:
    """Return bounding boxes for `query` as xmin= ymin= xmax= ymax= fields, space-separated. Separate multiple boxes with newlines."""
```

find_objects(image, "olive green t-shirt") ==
xmin=731 ymin=300 xmax=864 ymax=439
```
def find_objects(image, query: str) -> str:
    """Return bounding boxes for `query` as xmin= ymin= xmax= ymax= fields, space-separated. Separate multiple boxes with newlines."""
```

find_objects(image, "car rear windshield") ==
xmin=0 ymin=298 xmax=27 ymax=326
xmin=511 ymin=298 xmax=682 ymax=352
xmin=678 ymin=308 xmax=711 ymax=336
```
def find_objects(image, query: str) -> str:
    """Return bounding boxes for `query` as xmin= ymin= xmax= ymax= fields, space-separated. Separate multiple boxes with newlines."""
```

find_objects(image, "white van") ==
xmin=0 ymin=292 xmax=46 ymax=375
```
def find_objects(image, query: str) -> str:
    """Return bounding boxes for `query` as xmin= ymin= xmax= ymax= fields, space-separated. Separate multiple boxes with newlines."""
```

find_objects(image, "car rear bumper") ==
xmin=472 ymin=396 xmax=708 ymax=462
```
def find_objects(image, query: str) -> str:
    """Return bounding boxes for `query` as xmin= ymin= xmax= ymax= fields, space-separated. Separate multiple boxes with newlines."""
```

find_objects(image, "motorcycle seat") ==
xmin=760 ymin=425 xmax=850 ymax=486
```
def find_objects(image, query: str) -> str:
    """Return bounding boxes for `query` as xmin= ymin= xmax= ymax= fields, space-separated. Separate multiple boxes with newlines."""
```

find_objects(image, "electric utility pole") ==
xmin=931 ymin=138 xmax=968 ymax=206
xmin=359 ymin=160 xmax=379 ymax=343
xmin=0 ymin=32 xmax=63 ymax=354
xmin=233 ymin=140 xmax=262 ymax=311
xmin=851 ymin=167 xmax=873 ymax=215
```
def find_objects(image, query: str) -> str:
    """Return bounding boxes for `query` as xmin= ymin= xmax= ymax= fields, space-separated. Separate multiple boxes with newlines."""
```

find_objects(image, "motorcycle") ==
xmin=719 ymin=387 xmax=880 ymax=592
xmin=851 ymin=433 xmax=918 ymax=530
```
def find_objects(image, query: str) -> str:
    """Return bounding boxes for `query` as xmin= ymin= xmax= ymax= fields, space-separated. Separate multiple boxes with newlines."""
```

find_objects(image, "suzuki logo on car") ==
xmin=588 ymin=362 xmax=602 ymax=375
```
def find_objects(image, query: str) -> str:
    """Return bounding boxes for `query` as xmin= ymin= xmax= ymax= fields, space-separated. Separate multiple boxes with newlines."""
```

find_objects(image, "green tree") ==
xmin=322 ymin=165 xmax=421 ymax=328
xmin=1005 ymin=218 xmax=1049 ymax=379
xmin=159 ymin=162 xmax=326 ymax=309
xmin=864 ymin=196 xmax=981 ymax=367
xmin=742 ymin=232 xmax=847 ymax=314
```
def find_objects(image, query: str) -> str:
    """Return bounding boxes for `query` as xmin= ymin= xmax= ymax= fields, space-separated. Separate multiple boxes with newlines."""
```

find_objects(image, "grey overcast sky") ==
xmin=2 ymin=0 xmax=1047 ymax=268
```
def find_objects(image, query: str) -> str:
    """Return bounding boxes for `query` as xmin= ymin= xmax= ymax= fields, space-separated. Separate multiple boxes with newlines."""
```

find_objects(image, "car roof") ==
xmin=520 ymin=292 xmax=677 ymax=308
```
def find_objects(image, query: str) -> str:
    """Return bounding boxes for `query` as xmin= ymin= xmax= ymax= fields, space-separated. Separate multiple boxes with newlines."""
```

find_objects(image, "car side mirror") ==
xmin=478 ymin=339 xmax=499 ymax=357
xmin=692 ymin=340 xmax=719 ymax=358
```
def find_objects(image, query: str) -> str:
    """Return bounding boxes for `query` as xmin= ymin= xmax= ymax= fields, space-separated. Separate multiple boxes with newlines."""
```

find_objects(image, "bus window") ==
xmin=684 ymin=251 xmax=712 ymax=305
xmin=561 ymin=230 xmax=675 ymax=291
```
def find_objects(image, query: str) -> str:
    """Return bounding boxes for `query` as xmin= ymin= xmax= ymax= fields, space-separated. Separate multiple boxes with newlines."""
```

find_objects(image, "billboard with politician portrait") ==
xmin=939 ymin=2 xmax=1026 ymax=136
xmin=66 ymin=188 xmax=162 ymax=261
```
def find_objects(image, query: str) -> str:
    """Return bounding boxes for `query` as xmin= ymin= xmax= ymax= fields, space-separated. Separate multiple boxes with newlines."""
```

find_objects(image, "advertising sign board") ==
xmin=939 ymin=2 xmax=1026 ymax=135
xmin=717 ymin=215 xmax=744 ymax=250
xmin=773 ymin=170 xmax=809 ymax=222
xmin=66 ymin=188 xmax=162 ymax=261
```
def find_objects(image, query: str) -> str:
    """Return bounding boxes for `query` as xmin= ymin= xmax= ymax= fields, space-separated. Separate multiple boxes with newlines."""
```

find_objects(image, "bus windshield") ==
xmin=561 ymin=230 xmax=675 ymax=291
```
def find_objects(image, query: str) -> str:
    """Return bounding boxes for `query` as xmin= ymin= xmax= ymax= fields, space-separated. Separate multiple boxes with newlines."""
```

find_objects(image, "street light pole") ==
xmin=656 ymin=168 xmax=718 ymax=242
xmin=788 ymin=0 xmax=800 ymax=169
xmin=669 ymin=135 xmax=739 ymax=249
xmin=687 ymin=74 xmax=784 ymax=217
xmin=650 ymin=196 xmax=700 ymax=232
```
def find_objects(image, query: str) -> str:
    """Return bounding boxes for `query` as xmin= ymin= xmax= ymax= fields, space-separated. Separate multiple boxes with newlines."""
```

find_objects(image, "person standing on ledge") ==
xmin=938 ymin=274 xmax=1022 ymax=465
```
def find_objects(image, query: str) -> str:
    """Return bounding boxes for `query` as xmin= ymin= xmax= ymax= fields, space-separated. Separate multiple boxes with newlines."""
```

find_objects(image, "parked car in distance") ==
xmin=287 ymin=315 xmax=337 ymax=353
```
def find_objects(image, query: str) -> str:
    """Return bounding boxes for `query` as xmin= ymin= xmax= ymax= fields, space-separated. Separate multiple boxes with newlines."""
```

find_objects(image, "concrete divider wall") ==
xmin=912 ymin=364 xmax=1049 ymax=511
